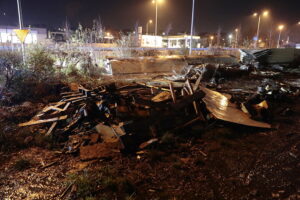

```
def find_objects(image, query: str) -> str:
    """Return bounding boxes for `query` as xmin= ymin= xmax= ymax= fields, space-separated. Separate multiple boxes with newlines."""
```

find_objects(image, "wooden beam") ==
xmin=19 ymin=115 xmax=68 ymax=127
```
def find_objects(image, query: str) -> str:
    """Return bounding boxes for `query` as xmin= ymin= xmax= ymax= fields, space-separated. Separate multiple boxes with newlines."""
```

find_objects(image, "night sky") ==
xmin=0 ymin=0 xmax=299 ymax=34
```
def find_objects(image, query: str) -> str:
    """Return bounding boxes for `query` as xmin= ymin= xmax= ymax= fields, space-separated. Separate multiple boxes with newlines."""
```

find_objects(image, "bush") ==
xmin=0 ymin=51 xmax=23 ymax=89
xmin=27 ymin=45 xmax=55 ymax=81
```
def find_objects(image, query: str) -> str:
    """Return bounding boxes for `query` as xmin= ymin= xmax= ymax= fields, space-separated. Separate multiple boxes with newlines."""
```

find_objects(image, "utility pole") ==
xmin=155 ymin=0 xmax=158 ymax=47
xmin=189 ymin=0 xmax=195 ymax=55
xmin=17 ymin=0 xmax=25 ymax=63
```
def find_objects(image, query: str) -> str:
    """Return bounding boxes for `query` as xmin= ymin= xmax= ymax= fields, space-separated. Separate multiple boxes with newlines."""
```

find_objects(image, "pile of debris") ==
xmin=19 ymin=77 xmax=271 ymax=160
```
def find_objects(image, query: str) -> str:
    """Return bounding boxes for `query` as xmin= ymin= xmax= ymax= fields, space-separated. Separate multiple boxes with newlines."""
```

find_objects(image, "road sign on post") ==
xmin=14 ymin=29 xmax=29 ymax=43
xmin=14 ymin=29 xmax=29 ymax=63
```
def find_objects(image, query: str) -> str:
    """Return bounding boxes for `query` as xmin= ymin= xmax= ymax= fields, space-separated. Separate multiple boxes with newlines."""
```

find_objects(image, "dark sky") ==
xmin=0 ymin=0 xmax=299 ymax=34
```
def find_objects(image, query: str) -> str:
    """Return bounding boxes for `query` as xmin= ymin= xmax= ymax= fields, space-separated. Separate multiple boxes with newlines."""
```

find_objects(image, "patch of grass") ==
xmin=13 ymin=158 xmax=31 ymax=171
xmin=67 ymin=166 xmax=135 ymax=199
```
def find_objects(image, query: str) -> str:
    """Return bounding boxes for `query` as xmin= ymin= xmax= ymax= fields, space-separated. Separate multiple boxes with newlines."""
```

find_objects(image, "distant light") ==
xmin=253 ymin=13 xmax=258 ymax=17
xmin=263 ymin=11 xmax=269 ymax=17
xmin=228 ymin=34 xmax=233 ymax=39
xmin=152 ymin=0 xmax=164 ymax=4
xmin=106 ymin=32 xmax=111 ymax=36
xmin=235 ymin=28 xmax=238 ymax=32
xmin=162 ymin=32 xmax=166 ymax=36
xmin=258 ymin=39 xmax=262 ymax=43
xmin=278 ymin=25 xmax=284 ymax=30
xmin=149 ymin=19 xmax=153 ymax=24
xmin=298 ymin=21 xmax=300 ymax=25
xmin=210 ymin=36 xmax=214 ymax=40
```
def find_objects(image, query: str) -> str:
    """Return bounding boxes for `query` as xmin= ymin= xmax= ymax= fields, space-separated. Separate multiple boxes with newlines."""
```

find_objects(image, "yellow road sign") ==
xmin=13 ymin=29 xmax=30 ymax=43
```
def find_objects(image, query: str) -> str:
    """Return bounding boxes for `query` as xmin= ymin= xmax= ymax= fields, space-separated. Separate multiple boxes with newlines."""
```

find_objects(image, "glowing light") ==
xmin=263 ymin=11 xmax=269 ymax=17
xmin=152 ymin=0 xmax=164 ymax=4
xmin=235 ymin=28 xmax=238 ymax=32
xmin=228 ymin=34 xmax=233 ymax=39
xmin=253 ymin=13 xmax=258 ymax=17
xmin=298 ymin=21 xmax=300 ymax=25
xmin=106 ymin=32 xmax=110 ymax=36
xmin=149 ymin=19 xmax=153 ymax=24
xmin=278 ymin=25 xmax=284 ymax=31
xmin=210 ymin=36 xmax=214 ymax=40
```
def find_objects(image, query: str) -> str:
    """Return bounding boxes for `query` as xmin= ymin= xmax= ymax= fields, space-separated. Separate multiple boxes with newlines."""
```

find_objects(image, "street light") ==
xmin=235 ymin=28 xmax=239 ymax=48
xmin=16 ymin=0 xmax=25 ymax=63
xmin=152 ymin=0 xmax=164 ymax=47
xmin=253 ymin=10 xmax=269 ymax=48
xmin=146 ymin=19 xmax=153 ymax=35
xmin=210 ymin=36 xmax=214 ymax=47
xmin=277 ymin=24 xmax=284 ymax=48
xmin=189 ymin=0 xmax=195 ymax=55
xmin=228 ymin=34 xmax=233 ymax=47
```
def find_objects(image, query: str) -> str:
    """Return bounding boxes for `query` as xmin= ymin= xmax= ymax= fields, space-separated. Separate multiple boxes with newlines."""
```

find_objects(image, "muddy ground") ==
xmin=0 ymin=71 xmax=300 ymax=200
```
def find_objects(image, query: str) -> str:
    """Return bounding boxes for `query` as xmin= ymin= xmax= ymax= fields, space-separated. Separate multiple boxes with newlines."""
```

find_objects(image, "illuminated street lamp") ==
xmin=152 ymin=0 xmax=164 ymax=47
xmin=210 ymin=36 xmax=214 ymax=47
xmin=228 ymin=34 xmax=233 ymax=47
xmin=189 ymin=0 xmax=195 ymax=55
xmin=277 ymin=25 xmax=284 ymax=48
xmin=16 ymin=0 xmax=25 ymax=63
xmin=253 ymin=10 xmax=269 ymax=48
xmin=146 ymin=19 xmax=153 ymax=35
xmin=235 ymin=28 xmax=239 ymax=48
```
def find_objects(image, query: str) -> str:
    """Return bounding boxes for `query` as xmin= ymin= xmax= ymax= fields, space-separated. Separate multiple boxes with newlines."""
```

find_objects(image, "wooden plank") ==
xmin=62 ymin=93 xmax=83 ymax=99
xmin=18 ymin=115 xmax=68 ymax=127
xmin=169 ymin=82 xmax=177 ymax=103
xmin=193 ymin=76 xmax=202 ymax=91
xmin=45 ymin=122 xmax=58 ymax=136
xmin=63 ymin=96 xmax=87 ymax=102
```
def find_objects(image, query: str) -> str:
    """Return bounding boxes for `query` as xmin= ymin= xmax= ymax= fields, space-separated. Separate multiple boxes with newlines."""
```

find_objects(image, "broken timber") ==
xmin=19 ymin=115 xmax=68 ymax=127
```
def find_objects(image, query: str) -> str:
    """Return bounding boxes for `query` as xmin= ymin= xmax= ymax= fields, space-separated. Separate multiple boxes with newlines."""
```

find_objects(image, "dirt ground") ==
xmin=0 ymin=71 xmax=300 ymax=200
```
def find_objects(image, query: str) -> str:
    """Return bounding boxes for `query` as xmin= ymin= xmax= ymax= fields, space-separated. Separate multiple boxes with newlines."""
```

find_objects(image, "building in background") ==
xmin=163 ymin=35 xmax=201 ymax=48
xmin=141 ymin=34 xmax=201 ymax=48
xmin=141 ymin=35 xmax=163 ymax=47
xmin=0 ymin=26 xmax=47 ymax=44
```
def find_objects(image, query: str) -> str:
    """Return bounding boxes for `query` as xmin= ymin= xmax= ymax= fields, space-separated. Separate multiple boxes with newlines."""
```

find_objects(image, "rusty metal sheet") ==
xmin=200 ymin=87 xmax=271 ymax=128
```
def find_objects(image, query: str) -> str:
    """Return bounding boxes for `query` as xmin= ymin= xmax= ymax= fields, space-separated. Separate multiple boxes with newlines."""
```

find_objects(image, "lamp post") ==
xmin=253 ymin=10 xmax=269 ymax=48
xmin=152 ymin=0 xmax=164 ymax=47
xmin=209 ymin=36 xmax=214 ymax=47
xmin=235 ymin=28 xmax=239 ymax=48
xmin=189 ymin=0 xmax=195 ymax=55
xmin=16 ymin=0 xmax=25 ymax=63
xmin=277 ymin=25 xmax=284 ymax=48
xmin=228 ymin=34 xmax=233 ymax=47
xmin=146 ymin=19 xmax=153 ymax=35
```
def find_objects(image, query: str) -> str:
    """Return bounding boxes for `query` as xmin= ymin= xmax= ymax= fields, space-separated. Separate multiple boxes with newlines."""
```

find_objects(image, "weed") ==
xmin=67 ymin=166 xmax=135 ymax=199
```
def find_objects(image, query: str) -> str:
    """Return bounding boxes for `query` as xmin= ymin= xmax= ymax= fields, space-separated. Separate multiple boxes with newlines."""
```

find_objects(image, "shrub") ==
xmin=27 ymin=45 xmax=55 ymax=81
xmin=0 ymin=51 xmax=23 ymax=89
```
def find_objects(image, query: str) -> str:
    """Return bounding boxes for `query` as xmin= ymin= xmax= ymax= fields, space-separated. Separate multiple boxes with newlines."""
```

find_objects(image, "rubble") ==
xmin=105 ymin=55 xmax=238 ymax=75
xmin=18 ymin=75 xmax=272 ymax=158
xmin=240 ymin=48 xmax=300 ymax=66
